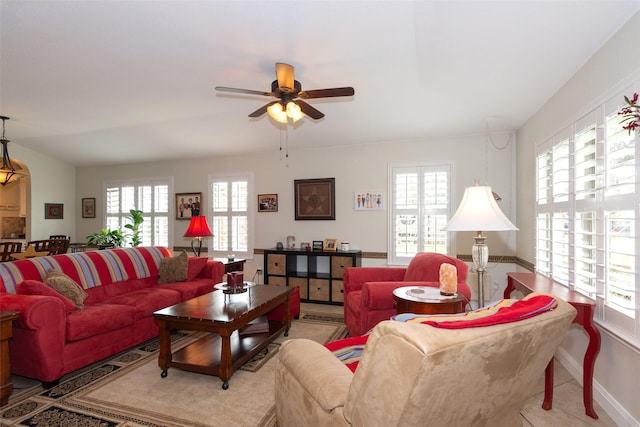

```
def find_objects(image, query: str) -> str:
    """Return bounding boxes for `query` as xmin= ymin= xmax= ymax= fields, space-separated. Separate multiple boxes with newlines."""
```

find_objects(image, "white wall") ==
xmin=516 ymin=11 xmax=640 ymax=426
xmin=10 ymin=143 xmax=77 ymax=241
xmin=76 ymin=132 xmax=516 ymax=281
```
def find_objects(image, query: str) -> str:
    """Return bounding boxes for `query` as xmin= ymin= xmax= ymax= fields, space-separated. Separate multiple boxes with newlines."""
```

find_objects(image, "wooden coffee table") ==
xmin=153 ymin=285 xmax=292 ymax=389
xmin=393 ymin=286 xmax=466 ymax=315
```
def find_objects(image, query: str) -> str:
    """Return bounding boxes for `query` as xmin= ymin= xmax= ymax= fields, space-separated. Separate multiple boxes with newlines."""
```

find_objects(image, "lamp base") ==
xmin=191 ymin=238 xmax=203 ymax=257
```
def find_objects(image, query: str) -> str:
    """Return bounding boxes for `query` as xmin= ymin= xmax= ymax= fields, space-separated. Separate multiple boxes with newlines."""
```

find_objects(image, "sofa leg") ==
xmin=42 ymin=379 xmax=60 ymax=389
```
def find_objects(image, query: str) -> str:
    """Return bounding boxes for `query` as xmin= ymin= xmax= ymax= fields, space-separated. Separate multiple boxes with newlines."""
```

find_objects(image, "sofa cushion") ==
xmin=102 ymin=288 xmax=181 ymax=319
xmin=158 ymin=251 xmax=188 ymax=284
xmin=66 ymin=303 xmax=137 ymax=341
xmin=17 ymin=279 xmax=77 ymax=313
xmin=187 ymin=257 xmax=208 ymax=281
xmin=45 ymin=270 xmax=88 ymax=310
xmin=159 ymin=278 xmax=214 ymax=301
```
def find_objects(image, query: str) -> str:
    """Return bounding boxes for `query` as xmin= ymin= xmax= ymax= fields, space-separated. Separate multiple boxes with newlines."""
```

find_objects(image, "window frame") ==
xmin=535 ymin=86 xmax=639 ymax=347
xmin=103 ymin=177 xmax=172 ymax=248
xmin=208 ymin=172 xmax=254 ymax=260
xmin=388 ymin=163 xmax=452 ymax=265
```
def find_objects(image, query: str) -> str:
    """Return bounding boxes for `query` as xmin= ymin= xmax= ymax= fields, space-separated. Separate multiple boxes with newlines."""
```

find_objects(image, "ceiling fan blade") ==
xmin=249 ymin=101 xmax=279 ymax=118
xmin=295 ymin=100 xmax=325 ymax=120
xmin=215 ymin=86 xmax=273 ymax=97
xmin=298 ymin=87 xmax=355 ymax=99
xmin=275 ymin=63 xmax=295 ymax=92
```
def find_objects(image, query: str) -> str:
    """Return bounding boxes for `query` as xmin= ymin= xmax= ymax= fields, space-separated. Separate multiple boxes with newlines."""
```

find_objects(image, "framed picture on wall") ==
xmin=45 ymin=203 xmax=63 ymax=219
xmin=354 ymin=191 xmax=384 ymax=210
xmin=294 ymin=178 xmax=335 ymax=220
xmin=82 ymin=198 xmax=96 ymax=218
xmin=176 ymin=192 xmax=202 ymax=220
xmin=258 ymin=194 xmax=278 ymax=212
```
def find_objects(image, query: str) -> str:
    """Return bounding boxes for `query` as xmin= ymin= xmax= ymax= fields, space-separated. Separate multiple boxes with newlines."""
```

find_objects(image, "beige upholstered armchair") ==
xmin=275 ymin=295 xmax=576 ymax=427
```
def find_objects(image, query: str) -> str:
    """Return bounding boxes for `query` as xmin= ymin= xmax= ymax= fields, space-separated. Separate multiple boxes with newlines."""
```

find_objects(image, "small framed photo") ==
xmin=45 ymin=203 xmax=64 ymax=219
xmin=323 ymin=238 xmax=338 ymax=251
xmin=82 ymin=198 xmax=96 ymax=218
xmin=258 ymin=194 xmax=278 ymax=212
xmin=355 ymin=191 xmax=384 ymax=210
xmin=176 ymin=192 xmax=202 ymax=220
xmin=294 ymin=178 xmax=335 ymax=220
xmin=312 ymin=240 xmax=324 ymax=251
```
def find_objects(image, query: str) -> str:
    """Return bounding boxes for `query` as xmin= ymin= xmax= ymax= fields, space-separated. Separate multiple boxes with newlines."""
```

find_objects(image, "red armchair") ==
xmin=343 ymin=253 xmax=471 ymax=336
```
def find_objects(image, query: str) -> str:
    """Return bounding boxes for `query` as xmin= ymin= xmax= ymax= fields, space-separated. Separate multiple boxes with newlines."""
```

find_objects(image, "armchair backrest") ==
xmin=343 ymin=297 xmax=576 ymax=427
xmin=404 ymin=252 xmax=468 ymax=283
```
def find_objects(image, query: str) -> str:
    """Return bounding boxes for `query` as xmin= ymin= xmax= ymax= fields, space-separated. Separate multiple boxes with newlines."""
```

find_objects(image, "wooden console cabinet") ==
xmin=264 ymin=248 xmax=362 ymax=305
xmin=1 ymin=310 xmax=19 ymax=406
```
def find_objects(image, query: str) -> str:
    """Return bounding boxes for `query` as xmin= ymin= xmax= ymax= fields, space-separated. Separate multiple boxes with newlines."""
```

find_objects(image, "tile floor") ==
xmin=303 ymin=303 xmax=618 ymax=426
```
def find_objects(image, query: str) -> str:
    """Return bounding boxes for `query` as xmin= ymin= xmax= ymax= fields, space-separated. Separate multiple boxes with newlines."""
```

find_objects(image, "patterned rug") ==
xmin=1 ymin=310 xmax=346 ymax=427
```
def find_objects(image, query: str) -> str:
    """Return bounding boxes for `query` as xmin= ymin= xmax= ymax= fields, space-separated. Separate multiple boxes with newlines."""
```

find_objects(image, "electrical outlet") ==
xmin=256 ymin=268 xmax=263 ymax=274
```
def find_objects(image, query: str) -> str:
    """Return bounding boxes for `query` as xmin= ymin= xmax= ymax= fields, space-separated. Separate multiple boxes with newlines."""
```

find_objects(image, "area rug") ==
xmin=1 ymin=309 xmax=347 ymax=427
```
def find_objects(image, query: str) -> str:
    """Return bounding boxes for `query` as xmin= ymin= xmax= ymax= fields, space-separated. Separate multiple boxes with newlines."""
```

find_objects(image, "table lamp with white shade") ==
xmin=442 ymin=180 xmax=518 ymax=307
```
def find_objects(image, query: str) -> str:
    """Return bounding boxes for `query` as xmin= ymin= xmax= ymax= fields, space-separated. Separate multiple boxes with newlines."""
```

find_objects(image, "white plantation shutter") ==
xmin=535 ymin=86 xmax=639 ymax=346
xmin=389 ymin=164 xmax=450 ymax=265
xmin=104 ymin=179 xmax=170 ymax=247
xmin=210 ymin=173 xmax=253 ymax=258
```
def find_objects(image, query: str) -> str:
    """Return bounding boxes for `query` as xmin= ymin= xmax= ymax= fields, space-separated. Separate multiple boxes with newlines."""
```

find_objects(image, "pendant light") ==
xmin=0 ymin=116 xmax=28 ymax=186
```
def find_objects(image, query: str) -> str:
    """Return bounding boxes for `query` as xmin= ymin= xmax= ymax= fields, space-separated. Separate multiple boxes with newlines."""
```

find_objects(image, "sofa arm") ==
xmin=198 ymin=260 xmax=225 ymax=283
xmin=360 ymin=281 xmax=436 ymax=310
xmin=0 ymin=293 xmax=67 ymax=331
xmin=343 ymin=267 xmax=406 ymax=294
xmin=276 ymin=339 xmax=352 ymax=415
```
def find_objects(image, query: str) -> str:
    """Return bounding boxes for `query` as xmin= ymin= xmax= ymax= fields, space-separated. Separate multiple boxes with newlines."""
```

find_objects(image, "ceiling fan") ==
xmin=215 ymin=63 xmax=355 ymax=123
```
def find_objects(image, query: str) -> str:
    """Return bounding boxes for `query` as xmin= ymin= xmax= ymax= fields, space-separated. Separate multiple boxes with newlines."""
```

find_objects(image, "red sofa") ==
xmin=0 ymin=247 xmax=226 ymax=386
xmin=343 ymin=253 xmax=471 ymax=336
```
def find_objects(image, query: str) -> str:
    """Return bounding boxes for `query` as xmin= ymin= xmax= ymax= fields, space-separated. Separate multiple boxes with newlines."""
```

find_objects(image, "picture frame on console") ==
xmin=294 ymin=177 xmax=335 ymax=220
xmin=323 ymin=238 xmax=338 ymax=251
xmin=176 ymin=192 xmax=202 ymax=220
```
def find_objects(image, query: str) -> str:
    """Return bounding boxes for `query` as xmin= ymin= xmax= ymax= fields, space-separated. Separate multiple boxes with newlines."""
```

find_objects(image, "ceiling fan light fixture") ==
xmin=286 ymin=101 xmax=303 ymax=122
xmin=267 ymin=102 xmax=288 ymax=123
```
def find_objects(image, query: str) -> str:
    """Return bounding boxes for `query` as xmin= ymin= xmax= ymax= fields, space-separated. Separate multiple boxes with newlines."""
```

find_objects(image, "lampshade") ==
xmin=183 ymin=216 xmax=213 ymax=238
xmin=442 ymin=184 xmax=518 ymax=232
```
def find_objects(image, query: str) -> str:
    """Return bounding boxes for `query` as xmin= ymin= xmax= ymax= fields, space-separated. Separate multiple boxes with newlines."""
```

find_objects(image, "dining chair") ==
xmin=0 ymin=241 xmax=23 ymax=262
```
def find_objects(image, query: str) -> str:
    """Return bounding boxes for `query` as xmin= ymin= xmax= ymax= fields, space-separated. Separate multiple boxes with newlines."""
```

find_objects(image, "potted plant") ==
xmin=86 ymin=228 xmax=125 ymax=249
xmin=124 ymin=209 xmax=144 ymax=247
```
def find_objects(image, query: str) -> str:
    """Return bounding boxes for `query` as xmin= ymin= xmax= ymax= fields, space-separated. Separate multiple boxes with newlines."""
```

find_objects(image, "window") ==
xmin=105 ymin=178 xmax=170 ymax=247
xmin=389 ymin=164 xmax=450 ymax=264
xmin=535 ymin=87 xmax=639 ymax=345
xmin=209 ymin=173 xmax=253 ymax=259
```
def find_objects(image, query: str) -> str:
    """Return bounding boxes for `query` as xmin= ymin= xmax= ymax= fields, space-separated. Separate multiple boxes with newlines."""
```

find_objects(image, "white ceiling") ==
xmin=1 ymin=0 xmax=639 ymax=167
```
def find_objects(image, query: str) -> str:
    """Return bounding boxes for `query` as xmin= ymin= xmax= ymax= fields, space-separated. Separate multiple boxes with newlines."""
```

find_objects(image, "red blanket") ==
xmin=391 ymin=294 xmax=558 ymax=329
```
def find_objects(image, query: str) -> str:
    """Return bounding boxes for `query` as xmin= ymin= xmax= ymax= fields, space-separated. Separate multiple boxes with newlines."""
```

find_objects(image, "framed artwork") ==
xmin=176 ymin=192 xmax=202 ymax=220
xmin=323 ymin=238 xmax=338 ymax=251
xmin=45 ymin=203 xmax=64 ymax=219
xmin=258 ymin=194 xmax=278 ymax=212
xmin=82 ymin=198 xmax=96 ymax=218
xmin=354 ymin=191 xmax=384 ymax=210
xmin=312 ymin=240 xmax=324 ymax=251
xmin=294 ymin=178 xmax=335 ymax=220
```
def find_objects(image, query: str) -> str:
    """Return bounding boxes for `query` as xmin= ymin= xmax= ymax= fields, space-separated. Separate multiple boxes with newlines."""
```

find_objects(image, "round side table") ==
xmin=393 ymin=286 xmax=466 ymax=315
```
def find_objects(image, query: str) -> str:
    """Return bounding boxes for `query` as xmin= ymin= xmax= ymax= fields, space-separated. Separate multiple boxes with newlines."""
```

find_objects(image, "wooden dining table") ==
xmin=10 ymin=245 xmax=49 ymax=260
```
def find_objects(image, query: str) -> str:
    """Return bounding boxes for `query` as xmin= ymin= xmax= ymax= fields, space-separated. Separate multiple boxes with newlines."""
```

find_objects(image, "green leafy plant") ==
xmin=86 ymin=229 xmax=125 ymax=249
xmin=124 ymin=209 xmax=144 ymax=247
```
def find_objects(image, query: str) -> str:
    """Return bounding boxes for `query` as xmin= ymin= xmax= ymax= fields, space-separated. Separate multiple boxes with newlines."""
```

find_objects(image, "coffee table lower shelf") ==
xmin=159 ymin=320 xmax=286 ymax=389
